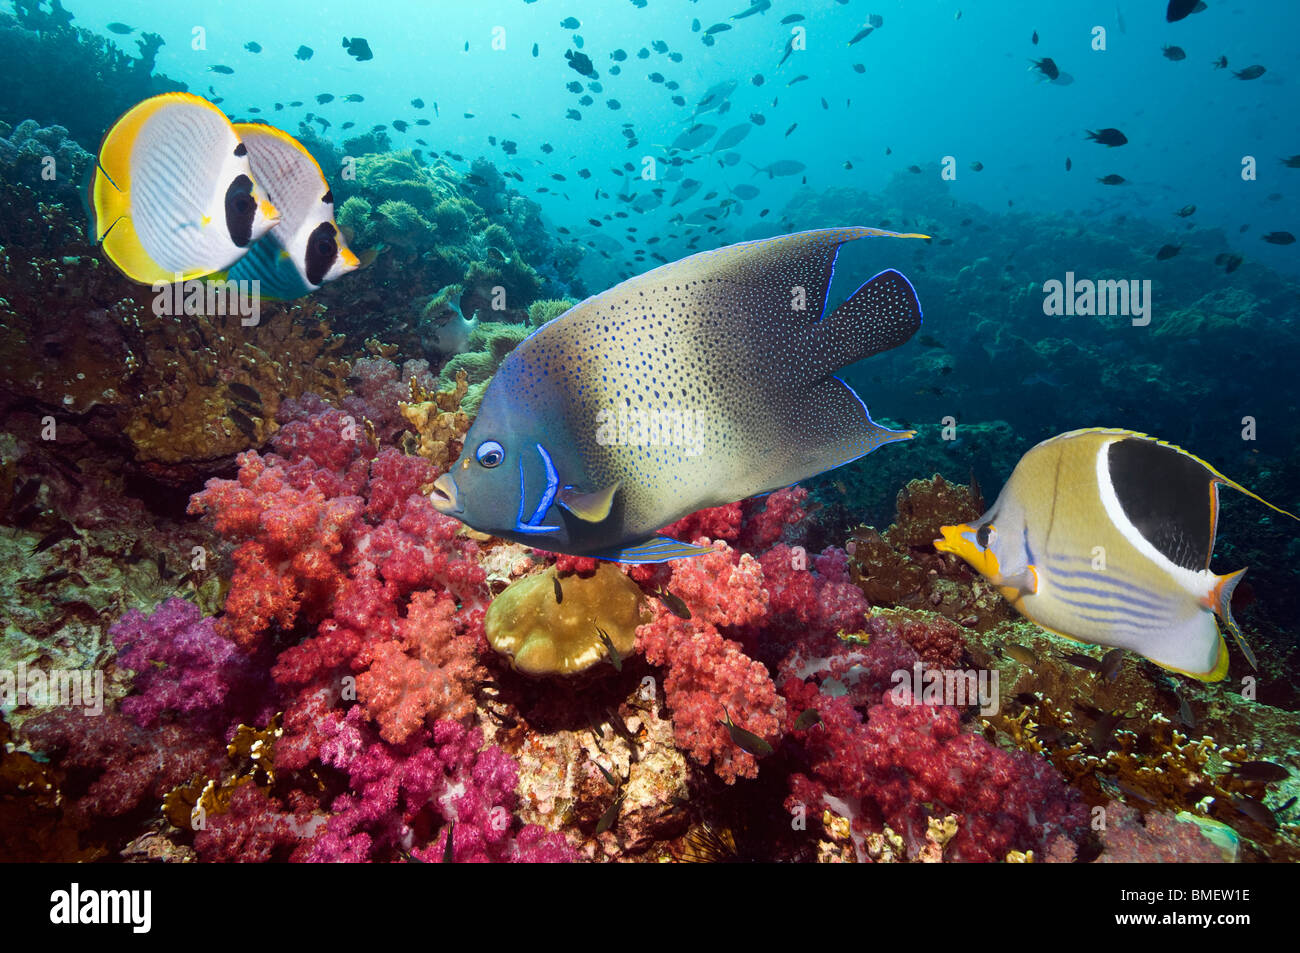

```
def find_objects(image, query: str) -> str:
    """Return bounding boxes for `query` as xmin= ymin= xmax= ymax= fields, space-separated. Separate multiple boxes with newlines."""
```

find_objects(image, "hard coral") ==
xmin=400 ymin=368 xmax=472 ymax=472
xmin=485 ymin=564 xmax=646 ymax=676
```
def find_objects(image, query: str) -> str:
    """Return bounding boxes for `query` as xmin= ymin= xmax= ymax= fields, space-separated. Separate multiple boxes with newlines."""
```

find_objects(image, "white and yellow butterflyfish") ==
xmin=935 ymin=428 xmax=1299 ymax=681
xmin=90 ymin=92 xmax=279 ymax=284
xmin=224 ymin=122 xmax=360 ymax=299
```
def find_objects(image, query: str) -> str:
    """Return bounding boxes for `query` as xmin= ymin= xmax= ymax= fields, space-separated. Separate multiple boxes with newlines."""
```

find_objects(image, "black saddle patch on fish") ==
xmin=305 ymin=221 xmax=339 ymax=287
xmin=224 ymin=173 xmax=258 ymax=247
xmin=1107 ymin=437 xmax=1213 ymax=571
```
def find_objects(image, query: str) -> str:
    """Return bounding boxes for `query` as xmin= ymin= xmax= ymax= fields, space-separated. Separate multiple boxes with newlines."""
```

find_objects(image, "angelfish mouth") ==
xmin=429 ymin=473 xmax=462 ymax=515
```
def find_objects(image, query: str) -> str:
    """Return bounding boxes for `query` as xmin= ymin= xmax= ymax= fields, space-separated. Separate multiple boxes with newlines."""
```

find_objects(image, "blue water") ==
xmin=68 ymin=0 xmax=1300 ymax=283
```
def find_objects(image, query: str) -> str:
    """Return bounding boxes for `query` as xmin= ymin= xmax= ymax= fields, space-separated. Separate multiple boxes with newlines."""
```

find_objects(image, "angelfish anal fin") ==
xmin=590 ymin=536 xmax=712 ymax=564
xmin=557 ymin=482 xmax=620 ymax=523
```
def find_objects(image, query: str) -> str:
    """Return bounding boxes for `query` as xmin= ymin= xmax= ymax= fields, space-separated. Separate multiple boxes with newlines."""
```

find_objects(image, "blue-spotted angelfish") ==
xmin=934 ymin=428 xmax=1299 ymax=681
xmin=225 ymin=122 xmax=359 ymax=298
xmin=431 ymin=226 xmax=927 ymax=563
xmin=90 ymin=93 xmax=279 ymax=284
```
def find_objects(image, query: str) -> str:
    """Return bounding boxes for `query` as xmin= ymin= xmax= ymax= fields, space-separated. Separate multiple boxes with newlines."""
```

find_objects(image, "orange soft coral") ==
xmin=356 ymin=590 xmax=484 ymax=744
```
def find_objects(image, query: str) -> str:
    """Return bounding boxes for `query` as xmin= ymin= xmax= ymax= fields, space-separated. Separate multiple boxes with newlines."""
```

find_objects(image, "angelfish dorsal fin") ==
xmin=557 ymin=482 xmax=620 ymax=523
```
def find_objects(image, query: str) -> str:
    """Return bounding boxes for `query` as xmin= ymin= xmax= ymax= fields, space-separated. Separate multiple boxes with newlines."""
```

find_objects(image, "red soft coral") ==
xmin=356 ymin=591 xmax=485 ymax=744
xmin=636 ymin=543 xmax=783 ymax=783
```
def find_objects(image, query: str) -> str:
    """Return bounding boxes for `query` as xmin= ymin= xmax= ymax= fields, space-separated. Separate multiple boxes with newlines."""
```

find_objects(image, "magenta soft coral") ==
xmin=286 ymin=710 xmax=575 ymax=863
xmin=781 ymin=679 xmax=1087 ymax=862
xmin=110 ymin=596 xmax=269 ymax=733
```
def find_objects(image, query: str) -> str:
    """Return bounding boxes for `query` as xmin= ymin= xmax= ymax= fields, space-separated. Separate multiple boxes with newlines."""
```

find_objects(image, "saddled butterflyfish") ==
xmin=431 ymin=226 xmax=927 ymax=562
xmin=224 ymin=122 xmax=360 ymax=298
xmin=934 ymin=428 xmax=1299 ymax=681
xmin=90 ymin=93 xmax=279 ymax=283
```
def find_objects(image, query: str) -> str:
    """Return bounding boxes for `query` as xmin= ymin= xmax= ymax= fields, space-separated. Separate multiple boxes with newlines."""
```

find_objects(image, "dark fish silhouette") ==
xmin=1214 ymin=252 xmax=1243 ymax=273
xmin=1167 ymin=0 xmax=1207 ymax=23
xmin=342 ymin=36 xmax=373 ymax=61
xmin=1086 ymin=128 xmax=1128 ymax=147
xmin=295 ymin=45 xmax=313 ymax=60
xmin=566 ymin=49 xmax=596 ymax=77
xmin=1030 ymin=57 xmax=1059 ymax=80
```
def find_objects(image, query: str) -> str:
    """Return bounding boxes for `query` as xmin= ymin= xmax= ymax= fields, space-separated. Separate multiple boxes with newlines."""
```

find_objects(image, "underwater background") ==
xmin=0 ymin=0 xmax=1297 ymax=863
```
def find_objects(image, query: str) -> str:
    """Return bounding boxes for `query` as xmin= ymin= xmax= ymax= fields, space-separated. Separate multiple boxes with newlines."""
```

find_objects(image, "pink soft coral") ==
xmin=110 ymin=596 xmax=268 ymax=732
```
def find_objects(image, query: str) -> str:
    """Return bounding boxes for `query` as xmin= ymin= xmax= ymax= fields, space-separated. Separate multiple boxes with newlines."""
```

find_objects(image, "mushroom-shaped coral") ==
xmin=485 ymin=564 xmax=647 ymax=676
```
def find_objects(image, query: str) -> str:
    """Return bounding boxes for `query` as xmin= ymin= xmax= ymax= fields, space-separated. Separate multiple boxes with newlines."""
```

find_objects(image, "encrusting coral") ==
xmin=485 ymin=564 xmax=647 ymax=676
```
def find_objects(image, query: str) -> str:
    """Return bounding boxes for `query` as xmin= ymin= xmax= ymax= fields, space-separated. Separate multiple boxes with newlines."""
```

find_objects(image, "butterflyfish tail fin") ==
xmin=1211 ymin=568 xmax=1256 ymax=671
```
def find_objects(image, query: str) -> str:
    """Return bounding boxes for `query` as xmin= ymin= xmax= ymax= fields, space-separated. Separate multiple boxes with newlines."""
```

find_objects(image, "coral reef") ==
xmin=782 ymin=679 xmax=1089 ymax=862
xmin=433 ymin=321 xmax=533 ymax=414
xmin=0 ymin=9 xmax=182 ymax=149
xmin=111 ymin=596 xmax=268 ymax=734
xmin=399 ymin=369 xmax=472 ymax=471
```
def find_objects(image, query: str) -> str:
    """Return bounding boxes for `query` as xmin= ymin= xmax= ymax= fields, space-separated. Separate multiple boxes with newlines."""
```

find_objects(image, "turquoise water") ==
xmin=68 ymin=0 xmax=1300 ymax=283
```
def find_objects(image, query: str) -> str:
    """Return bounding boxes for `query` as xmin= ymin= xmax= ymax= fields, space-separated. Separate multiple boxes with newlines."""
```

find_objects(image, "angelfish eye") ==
xmin=976 ymin=524 xmax=995 ymax=549
xmin=475 ymin=440 xmax=504 ymax=468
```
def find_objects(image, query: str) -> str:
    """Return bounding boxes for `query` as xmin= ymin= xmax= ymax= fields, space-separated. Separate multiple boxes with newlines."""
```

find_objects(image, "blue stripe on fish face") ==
xmin=514 ymin=443 xmax=561 ymax=534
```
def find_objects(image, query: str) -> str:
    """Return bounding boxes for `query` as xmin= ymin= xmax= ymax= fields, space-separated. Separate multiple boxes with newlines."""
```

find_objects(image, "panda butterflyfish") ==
xmin=224 ymin=122 xmax=360 ymax=299
xmin=431 ymin=226 xmax=927 ymax=563
xmin=934 ymin=428 xmax=1300 ymax=681
xmin=90 ymin=92 xmax=279 ymax=284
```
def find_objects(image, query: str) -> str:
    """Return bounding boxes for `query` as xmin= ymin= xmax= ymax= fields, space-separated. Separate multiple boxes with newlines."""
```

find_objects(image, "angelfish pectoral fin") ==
xmin=590 ymin=536 xmax=712 ymax=564
xmin=557 ymin=482 xmax=620 ymax=522
xmin=1210 ymin=567 xmax=1256 ymax=670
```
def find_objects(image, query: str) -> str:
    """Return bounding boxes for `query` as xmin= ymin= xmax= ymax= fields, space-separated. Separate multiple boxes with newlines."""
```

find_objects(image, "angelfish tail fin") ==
xmin=1211 ymin=567 xmax=1256 ymax=671
xmin=815 ymin=267 xmax=923 ymax=372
